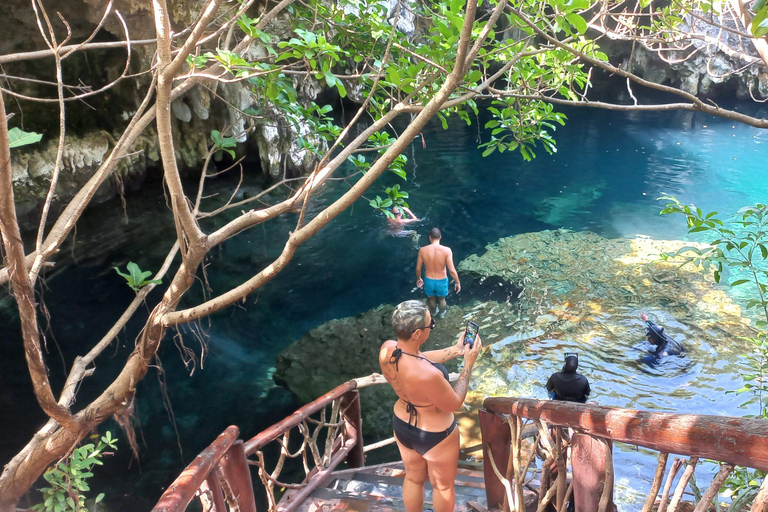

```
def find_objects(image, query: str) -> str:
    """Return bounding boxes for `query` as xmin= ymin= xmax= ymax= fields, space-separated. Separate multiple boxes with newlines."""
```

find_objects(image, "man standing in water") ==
xmin=416 ymin=228 xmax=460 ymax=318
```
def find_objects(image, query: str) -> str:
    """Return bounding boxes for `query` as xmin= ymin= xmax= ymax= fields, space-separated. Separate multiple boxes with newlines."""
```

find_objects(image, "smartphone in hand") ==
xmin=464 ymin=321 xmax=479 ymax=349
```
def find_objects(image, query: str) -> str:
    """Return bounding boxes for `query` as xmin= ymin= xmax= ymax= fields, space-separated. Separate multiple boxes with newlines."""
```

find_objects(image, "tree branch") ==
xmin=0 ymin=38 xmax=157 ymax=65
xmin=0 ymin=10 xmax=134 ymax=103
xmin=512 ymin=7 xmax=768 ymax=128
xmin=0 ymin=0 xmax=294 ymax=288
xmin=30 ymin=0 xmax=71 ymax=287
xmin=153 ymin=0 xmax=206 ymax=253
xmin=0 ymin=91 xmax=79 ymax=432
xmin=161 ymin=0 xmax=481 ymax=326
xmin=728 ymin=0 xmax=768 ymax=68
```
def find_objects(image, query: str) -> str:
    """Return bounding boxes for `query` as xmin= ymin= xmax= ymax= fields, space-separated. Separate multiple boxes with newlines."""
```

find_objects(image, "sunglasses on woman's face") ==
xmin=412 ymin=317 xmax=436 ymax=333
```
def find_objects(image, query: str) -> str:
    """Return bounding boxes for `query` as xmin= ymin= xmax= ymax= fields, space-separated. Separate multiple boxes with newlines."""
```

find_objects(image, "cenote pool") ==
xmin=1 ymin=98 xmax=767 ymax=510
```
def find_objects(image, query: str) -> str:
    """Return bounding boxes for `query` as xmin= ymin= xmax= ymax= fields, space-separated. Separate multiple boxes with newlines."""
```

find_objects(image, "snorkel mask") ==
xmin=644 ymin=322 xmax=666 ymax=345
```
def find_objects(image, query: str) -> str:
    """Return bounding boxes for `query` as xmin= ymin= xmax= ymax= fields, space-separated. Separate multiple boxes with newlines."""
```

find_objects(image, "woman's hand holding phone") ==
xmin=464 ymin=335 xmax=482 ymax=366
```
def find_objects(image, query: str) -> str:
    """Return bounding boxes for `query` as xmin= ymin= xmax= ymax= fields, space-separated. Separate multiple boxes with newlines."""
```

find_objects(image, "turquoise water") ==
xmin=1 ymin=98 xmax=767 ymax=510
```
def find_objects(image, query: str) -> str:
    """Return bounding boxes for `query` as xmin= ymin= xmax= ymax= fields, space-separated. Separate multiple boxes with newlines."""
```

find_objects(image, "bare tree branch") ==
xmin=0 ymin=39 xmax=156 ymax=65
xmin=30 ymin=0 xmax=71 ymax=287
xmin=0 ymin=91 xmax=79 ymax=432
xmin=512 ymin=7 xmax=768 ymax=128
xmin=0 ymin=0 xmax=293 ymax=289
xmin=161 ymin=0 xmax=481 ymax=326
xmin=153 ymin=0 xmax=207 ymax=254
xmin=0 ymin=10 xmax=134 ymax=103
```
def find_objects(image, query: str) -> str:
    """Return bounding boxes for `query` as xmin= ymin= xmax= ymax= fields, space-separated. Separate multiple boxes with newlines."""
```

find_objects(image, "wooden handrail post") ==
xmin=751 ymin=475 xmax=768 ymax=512
xmin=199 ymin=472 xmax=226 ymax=512
xmin=571 ymin=434 xmax=615 ymax=512
xmin=341 ymin=389 xmax=365 ymax=468
xmin=479 ymin=409 xmax=511 ymax=510
xmin=152 ymin=425 xmax=240 ymax=512
xmin=219 ymin=440 xmax=257 ymax=512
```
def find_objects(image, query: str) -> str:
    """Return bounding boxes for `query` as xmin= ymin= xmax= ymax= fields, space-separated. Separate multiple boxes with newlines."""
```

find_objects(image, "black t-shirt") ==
xmin=546 ymin=371 xmax=591 ymax=403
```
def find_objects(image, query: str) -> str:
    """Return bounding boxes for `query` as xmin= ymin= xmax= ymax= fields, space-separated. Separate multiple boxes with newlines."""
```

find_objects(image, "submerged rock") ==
xmin=460 ymin=273 xmax=523 ymax=304
xmin=274 ymin=305 xmax=400 ymax=440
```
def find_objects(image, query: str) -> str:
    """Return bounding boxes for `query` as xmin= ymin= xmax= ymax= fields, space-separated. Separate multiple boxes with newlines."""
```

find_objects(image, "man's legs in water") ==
xmin=437 ymin=297 xmax=448 ymax=318
xmin=426 ymin=296 xmax=437 ymax=316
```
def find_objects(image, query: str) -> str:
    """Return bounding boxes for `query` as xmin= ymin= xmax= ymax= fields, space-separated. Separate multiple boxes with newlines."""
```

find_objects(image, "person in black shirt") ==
xmin=546 ymin=353 xmax=590 ymax=403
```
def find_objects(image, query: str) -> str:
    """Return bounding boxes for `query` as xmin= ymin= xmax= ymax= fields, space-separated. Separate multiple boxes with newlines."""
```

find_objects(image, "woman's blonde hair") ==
xmin=392 ymin=300 xmax=428 ymax=339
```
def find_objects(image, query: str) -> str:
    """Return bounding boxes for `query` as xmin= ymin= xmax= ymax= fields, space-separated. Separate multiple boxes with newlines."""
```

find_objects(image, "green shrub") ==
xmin=32 ymin=432 xmax=118 ymax=512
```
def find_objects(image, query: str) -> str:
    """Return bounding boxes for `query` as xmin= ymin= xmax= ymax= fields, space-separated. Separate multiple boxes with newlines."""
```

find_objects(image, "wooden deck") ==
xmin=278 ymin=461 xmax=489 ymax=512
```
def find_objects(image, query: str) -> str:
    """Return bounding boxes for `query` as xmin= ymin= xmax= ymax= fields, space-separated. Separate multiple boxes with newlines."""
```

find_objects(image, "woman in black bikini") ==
xmin=379 ymin=300 xmax=483 ymax=512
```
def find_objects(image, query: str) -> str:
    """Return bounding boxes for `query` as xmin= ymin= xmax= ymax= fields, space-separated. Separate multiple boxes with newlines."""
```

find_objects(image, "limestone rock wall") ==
xmin=6 ymin=0 xmax=768 ymax=231
xmin=5 ymin=0 xmax=327 ymax=231
xmin=598 ymin=12 xmax=768 ymax=99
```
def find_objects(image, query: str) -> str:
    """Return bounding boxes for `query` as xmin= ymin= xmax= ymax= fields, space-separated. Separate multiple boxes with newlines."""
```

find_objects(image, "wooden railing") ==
xmin=480 ymin=397 xmax=768 ymax=512
xmin=151 ymin=374 xmax=390 ymax=512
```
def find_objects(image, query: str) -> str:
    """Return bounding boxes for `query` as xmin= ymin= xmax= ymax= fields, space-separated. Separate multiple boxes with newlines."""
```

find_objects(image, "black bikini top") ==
xmin=389 ymin=348 xmax=450 ymax=426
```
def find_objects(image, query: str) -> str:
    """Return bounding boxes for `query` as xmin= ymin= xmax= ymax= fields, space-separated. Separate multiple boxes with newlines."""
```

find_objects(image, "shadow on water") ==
xmin=1 ymin=98 xmax=766 ymax=510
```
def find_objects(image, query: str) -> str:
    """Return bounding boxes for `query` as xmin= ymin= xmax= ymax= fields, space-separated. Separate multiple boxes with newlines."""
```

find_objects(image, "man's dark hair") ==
xmin=429 ymin=227 xmax=441 ymax=239
xmin=563 ymin=355 xmax=578 ymax=373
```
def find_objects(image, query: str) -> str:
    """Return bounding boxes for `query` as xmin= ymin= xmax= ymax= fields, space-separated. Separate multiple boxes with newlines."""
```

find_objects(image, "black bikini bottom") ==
xmin=392 ymin=414 xmax=458 ymax=456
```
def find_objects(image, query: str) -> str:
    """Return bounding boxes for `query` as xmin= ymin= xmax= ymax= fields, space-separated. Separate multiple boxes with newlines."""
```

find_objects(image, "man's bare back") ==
xmin=418 ymin=244 xmax=453 ymax=279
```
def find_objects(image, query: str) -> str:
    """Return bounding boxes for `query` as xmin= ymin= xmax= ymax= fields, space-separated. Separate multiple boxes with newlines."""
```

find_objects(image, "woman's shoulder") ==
xmin=379 ymin=339 xmax=398 ymax=360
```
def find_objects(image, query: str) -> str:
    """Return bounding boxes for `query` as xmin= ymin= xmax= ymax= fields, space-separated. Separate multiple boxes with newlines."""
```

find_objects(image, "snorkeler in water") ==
xmin=388 ymin=206 xmax=419 ymax=226
xmin=546 ymin=353 xmax=590 ymax=403
xmin=641 ymin=312 xmax=684 ymax=358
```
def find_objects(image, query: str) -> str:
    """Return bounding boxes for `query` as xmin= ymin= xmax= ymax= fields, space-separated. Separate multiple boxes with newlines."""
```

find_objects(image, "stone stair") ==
xmin=281 ymin=461 xmax=489 ymax=512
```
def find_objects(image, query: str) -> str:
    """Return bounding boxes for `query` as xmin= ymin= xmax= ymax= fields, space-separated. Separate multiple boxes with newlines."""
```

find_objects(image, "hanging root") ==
xmin=113 ymin=395 xmax=140 ymax=460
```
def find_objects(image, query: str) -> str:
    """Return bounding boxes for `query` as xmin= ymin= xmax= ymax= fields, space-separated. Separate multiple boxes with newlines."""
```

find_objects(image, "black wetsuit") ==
xmin=546 ymin=371 xmax=590 ymax=403
xmin=389 ymin=348 xmax=458 ymax=456
xmin=645 ymin=320 xmax=684 ymax=357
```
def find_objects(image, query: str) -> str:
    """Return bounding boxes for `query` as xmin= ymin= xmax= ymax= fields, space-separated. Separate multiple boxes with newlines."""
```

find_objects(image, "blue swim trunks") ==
xmin=424 ymin=277 xmax=449 ymax=298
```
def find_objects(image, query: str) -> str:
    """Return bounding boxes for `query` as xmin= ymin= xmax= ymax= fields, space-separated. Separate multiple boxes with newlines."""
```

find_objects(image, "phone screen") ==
xmin=465 ymin=321 xmax=479 ymax=348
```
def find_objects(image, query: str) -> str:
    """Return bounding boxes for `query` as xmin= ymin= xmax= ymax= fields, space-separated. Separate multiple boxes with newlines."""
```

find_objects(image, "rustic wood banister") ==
xmin=243 ymin=380 xmax=357 ymax=455
xmin=151 ymin=378 xmax=373 ymax=512
xmin=485 ymin=397 xmax=768 ymax=471
xmin=481 ymin=396 xmax=768 ymax=512
xmin=152 ymin=426 xmax=240 ymax=512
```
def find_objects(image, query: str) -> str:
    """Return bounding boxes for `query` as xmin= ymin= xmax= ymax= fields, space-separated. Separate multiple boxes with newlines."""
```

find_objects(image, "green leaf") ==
xmin=754 ymin=7 xmax=768 ymax=36
xmin=336 ymin=81 xmax=347 ymax=98
xmin=481 ymin=145 xmax=496 ymax=157
xmin=95 ymin=493 xmax=105 ymax=504
xmin=386 ymin=66 xmax=401 ymax=86
xmin=8 ymin=127 xmax=43 ymax=149
xmin=114 ymin=262 xmax=160 ymax=291
xmin=565 ymin=13 xmax=587 ymax=34
xmin=324 ymin=70 xmax=337 ymax=88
